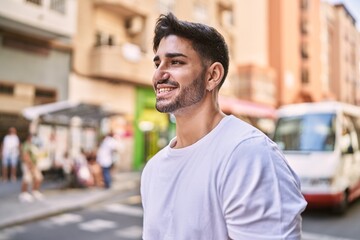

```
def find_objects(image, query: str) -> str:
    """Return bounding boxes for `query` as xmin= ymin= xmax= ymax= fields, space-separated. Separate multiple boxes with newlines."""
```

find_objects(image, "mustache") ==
xmin=154 ymin=79 xmax=179 ymax=88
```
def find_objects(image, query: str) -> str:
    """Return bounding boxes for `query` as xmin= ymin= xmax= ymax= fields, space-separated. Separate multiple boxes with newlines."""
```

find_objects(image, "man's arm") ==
xmin=220 ymin=136 xmax=306 ymax=240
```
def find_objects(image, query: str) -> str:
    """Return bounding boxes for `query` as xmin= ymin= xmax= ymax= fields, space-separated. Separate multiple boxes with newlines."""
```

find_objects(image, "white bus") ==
xmin=272 ymin=101 xmax=360 ymax=213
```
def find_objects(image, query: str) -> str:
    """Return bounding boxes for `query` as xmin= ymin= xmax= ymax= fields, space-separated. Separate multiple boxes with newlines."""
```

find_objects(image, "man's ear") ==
xmin=206 ymin=62 xmax=224 ymax=91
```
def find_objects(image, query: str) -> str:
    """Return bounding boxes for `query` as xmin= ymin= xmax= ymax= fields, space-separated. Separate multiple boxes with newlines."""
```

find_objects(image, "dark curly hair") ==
xmin=153 ymin=12 xmax=229 ymax=89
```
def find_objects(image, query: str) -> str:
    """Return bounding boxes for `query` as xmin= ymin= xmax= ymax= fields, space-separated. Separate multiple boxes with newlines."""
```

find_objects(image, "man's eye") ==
xmin=171 ymin=60 xmax=183 ymax=65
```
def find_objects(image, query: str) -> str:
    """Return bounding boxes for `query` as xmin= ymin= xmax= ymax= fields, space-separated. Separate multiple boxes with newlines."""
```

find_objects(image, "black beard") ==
xmin=155 ymin=69 xmax=207 ymax=113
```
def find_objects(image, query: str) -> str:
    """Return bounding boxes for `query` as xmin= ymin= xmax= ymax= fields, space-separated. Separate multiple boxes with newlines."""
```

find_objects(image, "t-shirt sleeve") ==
xmin=219 ymin=136 xmax=307 ymax=240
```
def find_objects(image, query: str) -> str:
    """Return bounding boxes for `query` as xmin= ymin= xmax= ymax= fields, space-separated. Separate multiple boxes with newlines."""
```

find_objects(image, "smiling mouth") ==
xmin=158 ymin=87 xmax=175 ymax=94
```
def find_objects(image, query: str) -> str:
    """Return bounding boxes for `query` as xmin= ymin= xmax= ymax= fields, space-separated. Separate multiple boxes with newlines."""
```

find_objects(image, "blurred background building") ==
xmin=0 ymin=0 xmax=359 ymax=171
xmin=0 ymin=0 xmax=77 ymax=139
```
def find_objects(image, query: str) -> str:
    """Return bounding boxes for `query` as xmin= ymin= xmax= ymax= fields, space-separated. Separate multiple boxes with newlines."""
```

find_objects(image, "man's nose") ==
xmin=153 ymin=68 xmax=170 ymax=82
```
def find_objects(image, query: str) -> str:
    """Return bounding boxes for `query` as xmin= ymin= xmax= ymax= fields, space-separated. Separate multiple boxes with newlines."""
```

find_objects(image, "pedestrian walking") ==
xmin=19 ymin=134 xmax=44 ymax=202
xmin=96 ymin=132 xmax=118 ymax=189
xmin=1 ymin=127 xmax=20 ymax=182
xmin=140 ymin=13 xmax=307 ymax=239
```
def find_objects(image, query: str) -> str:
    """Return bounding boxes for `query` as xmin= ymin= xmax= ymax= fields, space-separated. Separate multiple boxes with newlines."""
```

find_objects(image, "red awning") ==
xmin=219 ymin=96 xmax=276 ymax=118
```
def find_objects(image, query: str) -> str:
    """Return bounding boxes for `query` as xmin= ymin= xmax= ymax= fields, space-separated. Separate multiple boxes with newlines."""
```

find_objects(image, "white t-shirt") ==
xmin=96 ymin=136 xmax=118 ymax=168
xmin=141 ymin=115 xmax=307 ymax=240
xmin=2 ymin=134 xmax=20 ymax=157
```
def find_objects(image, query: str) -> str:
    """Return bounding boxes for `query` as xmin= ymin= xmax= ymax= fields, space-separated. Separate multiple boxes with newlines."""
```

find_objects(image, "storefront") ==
xmin=133 ymin=87 xmax=175 ymax=170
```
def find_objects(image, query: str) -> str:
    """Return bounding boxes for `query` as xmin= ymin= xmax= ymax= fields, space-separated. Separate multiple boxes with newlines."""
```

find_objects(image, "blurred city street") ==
xmin=1 ymin=0 xmax=360 ymax=239
xmin=0 ymin=171 xmax=141 ymax=232
xmin=1 ymin=171 xmax=360 ymax=240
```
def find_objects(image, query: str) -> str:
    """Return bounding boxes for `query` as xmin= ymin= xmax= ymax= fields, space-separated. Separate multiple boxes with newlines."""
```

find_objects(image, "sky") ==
xmin=326 ymin=0 xmax=360 ymax=29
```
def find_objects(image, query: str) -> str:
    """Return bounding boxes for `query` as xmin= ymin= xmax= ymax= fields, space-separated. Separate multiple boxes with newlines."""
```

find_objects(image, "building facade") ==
xmin=71 ymin=0 xmax=163 ymax=170
xmin=63 ymin=0 xmax=360 ymax=170
xmin=71 ymin=0 xmax=281 ymax=170
xmin=321 ymin=3 xmax=360 ymax=105
xmin=0 ymin=0 xmax=77 ymax=140
xmin=1 ymin=0 xmax=359 ymax=171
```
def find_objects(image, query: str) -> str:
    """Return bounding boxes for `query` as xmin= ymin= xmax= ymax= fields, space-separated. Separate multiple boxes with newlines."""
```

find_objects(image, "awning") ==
xmin=219 ymin=96 xmax=276 ymax=118
xmin=22 ymin=101 xmax=119 ymax=126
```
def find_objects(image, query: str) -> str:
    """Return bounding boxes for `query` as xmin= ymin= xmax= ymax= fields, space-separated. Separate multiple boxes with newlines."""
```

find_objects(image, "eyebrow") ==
xmin=153 ymin=53 xmax=188 ymax=62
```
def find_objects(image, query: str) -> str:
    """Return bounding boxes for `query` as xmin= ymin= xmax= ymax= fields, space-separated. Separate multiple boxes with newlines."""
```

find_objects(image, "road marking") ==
xmin=104 ymin=204 xmax=143 ymax=217
xmin=303 ymin=232 xmax=357 ymax=240
xmin=0 ymin=226 xmax=26 ymax=240
xmin=49 ymin=213 xmax=83 ymax=226
xmin=78 ymin=219 xmax=117 ymax=232
xmin=115 ymin=225 xmax=143 ymax=239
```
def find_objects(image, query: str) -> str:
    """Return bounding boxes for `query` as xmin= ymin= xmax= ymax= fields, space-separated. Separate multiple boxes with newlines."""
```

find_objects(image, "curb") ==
xmin=0 ymin=172 xmax=141 ymax=230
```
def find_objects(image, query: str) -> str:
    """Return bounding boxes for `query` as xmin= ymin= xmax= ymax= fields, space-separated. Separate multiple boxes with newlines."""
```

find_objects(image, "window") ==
xmin=34 ymin=88 xmax=56 ymax=105
xmin=300 ymin=19 xmax=309 ymax=35
xmin=301 ymin=42 xmax=309 ymax=59
xmin=50 ymin=0 xmax=66 ymax=14
xmin=108 ymin=35 xmax=114 ymax=46
xmin=217 ymin=2 xmax=234 ymax=28
xmin=301 ymin=68 xmax=309 ymax=84
xmin=0 ymin=83 xmax=14 ymax=95
xmin=341 ymin=115 xmax=358 ymax=153
xmin=95 ymin=32 xmax=103 ymax=46
xmin=273 ymin=113 xmax=336 ymax=152
xmin=95 ymin=32 xmax=115 ymax=46
xmin=2 ymin=35 xmax=50 ymax=56
xmin=352 ymin=116 xmax=360 ymax=151
xmin=26 ymin=0 xmax=42 ymax=6
xmin=300 ymin=0 xmax=309 ymax=10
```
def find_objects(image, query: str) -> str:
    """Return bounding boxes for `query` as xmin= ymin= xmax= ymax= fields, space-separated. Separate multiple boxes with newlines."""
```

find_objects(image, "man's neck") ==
xmin=172 ymin=107 xmax=225 ymax=149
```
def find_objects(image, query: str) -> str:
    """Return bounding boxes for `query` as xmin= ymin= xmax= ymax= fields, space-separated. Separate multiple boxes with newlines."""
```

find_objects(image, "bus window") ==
xmin=350 ymin=116 xmax=360 ymax=151
xmin=341 ymin=115 xmax=358 ymax=154
xmin=273 ymin=113 xmax=336 ymax=152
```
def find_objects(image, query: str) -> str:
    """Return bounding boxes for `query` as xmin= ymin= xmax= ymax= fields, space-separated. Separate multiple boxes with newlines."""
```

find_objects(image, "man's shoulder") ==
xmin=221 ymin=115 xmax=264 ymax=143
xmin=143 ymin=146 xmax=168 ymax=168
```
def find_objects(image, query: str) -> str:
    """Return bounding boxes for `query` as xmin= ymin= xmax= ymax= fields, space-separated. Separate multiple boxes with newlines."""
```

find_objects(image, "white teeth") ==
xmin=158 ymin=88 xmax=173 ymax=93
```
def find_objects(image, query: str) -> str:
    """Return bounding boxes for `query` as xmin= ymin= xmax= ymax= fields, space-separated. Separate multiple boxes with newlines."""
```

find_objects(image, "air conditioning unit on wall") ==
xmin=125 ymin=16 xmax=143 ymax=35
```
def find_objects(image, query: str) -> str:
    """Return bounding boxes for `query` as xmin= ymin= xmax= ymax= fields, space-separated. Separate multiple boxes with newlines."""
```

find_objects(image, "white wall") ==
xmin=0 ymin=0 xmax=77 ymax=37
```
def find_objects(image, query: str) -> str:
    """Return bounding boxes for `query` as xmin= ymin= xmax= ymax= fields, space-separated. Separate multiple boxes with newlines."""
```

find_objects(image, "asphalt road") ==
xmin=302 ymin=198 xmax=360 ymax=240
xmin=0 ymin=188 xmax=143 ymax=240
xmin=2 ymin=189 xmax=360 ymax=240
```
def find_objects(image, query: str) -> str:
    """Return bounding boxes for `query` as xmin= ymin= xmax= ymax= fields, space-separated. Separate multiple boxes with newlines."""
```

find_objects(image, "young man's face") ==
xmin=152 ymin=35 xmax=207 ymax=114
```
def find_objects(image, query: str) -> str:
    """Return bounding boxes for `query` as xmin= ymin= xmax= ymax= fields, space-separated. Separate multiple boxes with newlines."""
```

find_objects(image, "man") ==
xmin=19 ymin=134 xmax=44 ymax=202
xmin=141 ymin=13 xmax=307 ymax=240
xmin=1 ymin=127 xmax=20 ymax=182
xmin=96 ymin=132 xmax=118 ymax=189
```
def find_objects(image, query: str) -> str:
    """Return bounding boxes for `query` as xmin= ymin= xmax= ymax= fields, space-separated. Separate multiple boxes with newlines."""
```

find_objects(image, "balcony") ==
xmin=0 ymin=0 xmax=77 ymax=39
xmin=93 ymin=0 xmax=149 ymax=17
xmin=89 ymin=43 xmax=154 ymax=86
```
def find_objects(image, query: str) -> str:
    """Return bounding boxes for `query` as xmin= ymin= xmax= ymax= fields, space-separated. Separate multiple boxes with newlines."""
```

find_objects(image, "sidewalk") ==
xmin=0 ymin=171 xmax=141 ymax=230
